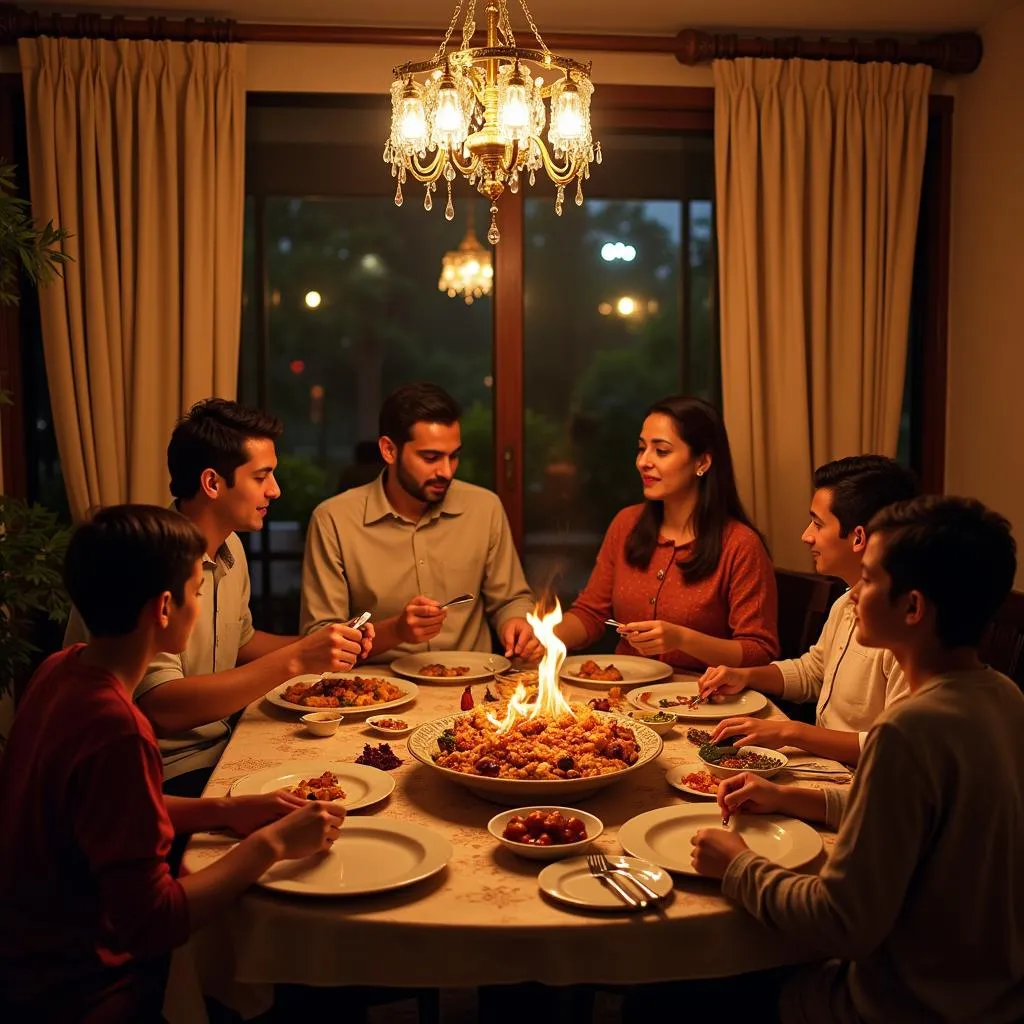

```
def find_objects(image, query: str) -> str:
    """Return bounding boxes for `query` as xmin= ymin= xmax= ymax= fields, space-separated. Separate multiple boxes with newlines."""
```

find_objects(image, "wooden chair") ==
xmin=980 ymin=590 xmax=1024 ymax=690
xmin=774 ymin=568 xmax=846 ymax=661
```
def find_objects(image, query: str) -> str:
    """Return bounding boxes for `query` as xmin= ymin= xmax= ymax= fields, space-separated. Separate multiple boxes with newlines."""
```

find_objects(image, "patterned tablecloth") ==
xmin=170 ymin=669 xmax=848 ymax=1021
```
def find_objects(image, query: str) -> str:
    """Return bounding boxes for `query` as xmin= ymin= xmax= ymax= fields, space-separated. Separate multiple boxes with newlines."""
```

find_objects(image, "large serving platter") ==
xmin=407 ymin=709 xmax=663 ymax=805
xmin=265 ymin=672 xmax=419 ymax=715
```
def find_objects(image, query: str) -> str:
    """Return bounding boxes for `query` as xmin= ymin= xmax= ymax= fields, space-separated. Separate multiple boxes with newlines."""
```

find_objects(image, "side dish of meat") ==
xmin=420 ymin=663 xmax=471 ymax=677
xmin=575 ymin=659 xmax=624 ymax=682
xmin=283 ymin=675 xmax=403 ymax=708
xmin=679 ymin=770 xmax=719 ymax=795
xmin=289 ymin=771 xmax=346 ymax=801
xmin=502 ymin=810 xmax=587 ymax=846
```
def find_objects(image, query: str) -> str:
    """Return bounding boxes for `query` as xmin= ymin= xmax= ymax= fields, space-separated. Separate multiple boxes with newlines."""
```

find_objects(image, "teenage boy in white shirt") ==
xmin=698 ymin=455 xmax=917 ymax=765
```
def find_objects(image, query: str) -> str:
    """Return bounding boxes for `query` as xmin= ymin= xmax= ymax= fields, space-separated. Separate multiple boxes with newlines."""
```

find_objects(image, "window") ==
xmin=239 ymin=93 xmax=721 ymax=630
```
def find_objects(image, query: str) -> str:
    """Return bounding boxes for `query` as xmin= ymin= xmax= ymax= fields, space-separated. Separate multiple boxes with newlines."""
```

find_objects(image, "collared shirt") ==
xmin=64 ymin=532 xmax=256 ymax=780
xmin=300 ymin=475 xmax=535 ymax=662
xmin=775 ymin=588 xmax=909 ymax=748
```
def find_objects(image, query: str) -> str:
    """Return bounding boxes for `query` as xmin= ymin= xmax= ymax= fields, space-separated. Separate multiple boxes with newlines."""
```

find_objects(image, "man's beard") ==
xmin=396 ymin=460 xmax=450 ymax=505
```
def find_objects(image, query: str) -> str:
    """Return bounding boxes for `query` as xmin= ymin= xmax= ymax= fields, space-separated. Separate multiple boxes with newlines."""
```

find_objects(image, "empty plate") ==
xmin=538 ymin=854 xmax=672 ymax=911
xmin=256 ymin=819 xmax=453 ymax=897
xmin=618 ymin=805 xmax=823 ymax=876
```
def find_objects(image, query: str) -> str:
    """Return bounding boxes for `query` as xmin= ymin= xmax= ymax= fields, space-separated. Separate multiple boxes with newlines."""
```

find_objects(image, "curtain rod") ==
xmin=0 ymin=4 xmax=982 ymax=74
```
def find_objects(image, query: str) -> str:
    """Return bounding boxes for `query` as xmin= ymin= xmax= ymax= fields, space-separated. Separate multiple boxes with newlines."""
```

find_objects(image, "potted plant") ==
xmin=0 ymin=159 xmax=71 ymax=736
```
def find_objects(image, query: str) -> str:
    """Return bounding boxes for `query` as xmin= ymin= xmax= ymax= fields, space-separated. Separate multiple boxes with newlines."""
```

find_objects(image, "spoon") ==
xmin=441 ymin=593 xmax=475 ymax=608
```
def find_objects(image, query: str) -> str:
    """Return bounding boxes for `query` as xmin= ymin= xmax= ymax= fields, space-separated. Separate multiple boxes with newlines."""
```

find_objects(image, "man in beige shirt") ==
xmin=699 ymin=455 xmax=917 ymax=765
xmin=301 ymin=382 xmax=541 ymax=663
xmin=691 ymin=496 xmax=1024 ymax=1024
xmin=67 ymin=399 xmax=369 ymax=793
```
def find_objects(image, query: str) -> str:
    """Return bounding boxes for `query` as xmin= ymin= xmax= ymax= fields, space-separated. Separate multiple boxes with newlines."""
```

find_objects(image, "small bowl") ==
xmin=300 ymin=711 xmax=343 ymax=737
xmin=487 ymin=806 xmax=603 ymax=861
xmin=366 ymin=715 xmax=415 ymax=737
xmin=699 ymin=744 xmax=788 ymax=780
xmin=627 ymin=710 xmax=678 ymax=736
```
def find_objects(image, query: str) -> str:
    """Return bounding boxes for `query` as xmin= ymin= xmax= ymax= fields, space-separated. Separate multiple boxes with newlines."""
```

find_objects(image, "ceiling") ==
xmin=16 ymin=0 xmax=1019 ymax=35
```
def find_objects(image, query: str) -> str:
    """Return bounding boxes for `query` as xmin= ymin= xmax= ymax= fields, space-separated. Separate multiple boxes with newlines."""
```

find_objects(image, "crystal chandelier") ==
xmin=385 ymin=0 xmax=601 ymax=244
xmin=438 ymin=210 xmax=494 ymax=303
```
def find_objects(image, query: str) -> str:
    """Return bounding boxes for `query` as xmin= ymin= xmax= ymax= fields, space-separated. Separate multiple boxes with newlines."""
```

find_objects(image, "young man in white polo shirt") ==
xmin=692 ymin=496 xmax=1024 ymax=1023
xmin=67 ymin=399 xmax=371 ymax=795
xmin=698 ymin=455 xmax=917 ymax=765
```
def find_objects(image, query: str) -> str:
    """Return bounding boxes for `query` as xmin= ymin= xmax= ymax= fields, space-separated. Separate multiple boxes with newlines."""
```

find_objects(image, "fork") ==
xmin=441 ymin=593 xmax=475 ymax=608
xmin=588 ymin=852 xmax=659 ymax=905
xmin=586 ymin=853 xmax=640 ymax=908
xmin=345 ymin=611 xmax=372 ymax=630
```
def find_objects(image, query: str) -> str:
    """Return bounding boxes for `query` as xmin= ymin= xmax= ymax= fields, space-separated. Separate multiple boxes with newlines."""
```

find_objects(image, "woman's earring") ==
xmin=696 ymin=468 xmax=705 ymax=477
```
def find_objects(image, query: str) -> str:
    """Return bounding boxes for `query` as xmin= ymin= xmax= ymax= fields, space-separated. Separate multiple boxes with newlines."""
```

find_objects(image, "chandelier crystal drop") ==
xmin=385 ymin=0 xmax=601 ymax=243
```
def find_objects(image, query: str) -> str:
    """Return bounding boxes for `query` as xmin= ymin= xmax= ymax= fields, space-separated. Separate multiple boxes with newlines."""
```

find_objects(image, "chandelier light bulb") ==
xmin=501 ymin=67 xmax=530 ymax=131
xmin=552 ymin=83 xmax=584 ymax=141
xmin=399 ymin=92 xmax=427 ymax=146
xmin=435 ymin=81 xmax=463 ymax=135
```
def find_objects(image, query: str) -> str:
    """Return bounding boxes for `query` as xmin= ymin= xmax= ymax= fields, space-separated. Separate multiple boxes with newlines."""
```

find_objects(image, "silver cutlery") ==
xmin=585 ymin=853 xmax=641 ymax=908
xmin=442 ymin=593 xmax=475 ymax=608
xmin=604 ymin=618 xmax=626 ymax=630
xmin=587 ymin=852 xmax=659 ymax=906
xmin=346 ymin=611 xmax=372 ymax=630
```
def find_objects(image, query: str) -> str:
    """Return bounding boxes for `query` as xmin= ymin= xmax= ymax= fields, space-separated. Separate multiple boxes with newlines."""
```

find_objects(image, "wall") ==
xmin=246 ymin=41 xmax=714 ymax=93
xmin=947 ymin=0 xmax=1024 ymax=588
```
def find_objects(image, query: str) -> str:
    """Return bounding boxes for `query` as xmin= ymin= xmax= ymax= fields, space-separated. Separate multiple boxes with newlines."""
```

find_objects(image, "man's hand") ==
xmin=296 ymin=624 xmax=364 ymax=673
xmin=698 ymin=665 xmax=748 ymax=699
xmin=620 ymin=620 xmax=685 ymax=656
xmin=357 ymin=622 xmax=375 ymax=661
xmin=259 ymin=800 xmax=346 ymax=861
xmin=396 ymin=596 xmax=447 ymax=645
xmin=222 ymin=791 xmax=307 ymax=836
xmin=710 ymin=716 xmax=793 ymax=750
xmin=501 ymin=618 xmax=543 ymax=662
xmin=690 ymin=828 xmax=750 ymax=878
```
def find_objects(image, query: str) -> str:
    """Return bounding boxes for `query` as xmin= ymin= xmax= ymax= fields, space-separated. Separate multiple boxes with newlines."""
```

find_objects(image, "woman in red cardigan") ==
xmin=557 ymin=396 xmax=779 ymax=672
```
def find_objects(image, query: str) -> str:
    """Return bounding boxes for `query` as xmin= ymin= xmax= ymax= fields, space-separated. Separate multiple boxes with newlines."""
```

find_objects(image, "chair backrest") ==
xmin=980 ymin=590 xmax=1024 ymax=690
xmin=774 ymin=568 xmax=847 ymax=661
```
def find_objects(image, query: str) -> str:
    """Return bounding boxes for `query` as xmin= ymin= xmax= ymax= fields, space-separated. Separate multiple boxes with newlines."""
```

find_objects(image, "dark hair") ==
xmin=813 ymin=455 xmax=919 ymax=536
xmin=867 ymin=496 xmax=1017 ymax=648
xmin=378 ymin=382 xmax=461 ymax=447
xmin=65 ymin=505 xmax=206 ymax=637
xmin=168 ymin=398 xmax=282 ymax=500
xmin=625 ymin=395 xmax=764 ymax=582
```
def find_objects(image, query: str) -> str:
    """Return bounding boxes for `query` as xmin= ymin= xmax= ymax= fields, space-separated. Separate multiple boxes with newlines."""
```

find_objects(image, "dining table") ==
xmin=166 ymin=665 xmax=850 ymax=1023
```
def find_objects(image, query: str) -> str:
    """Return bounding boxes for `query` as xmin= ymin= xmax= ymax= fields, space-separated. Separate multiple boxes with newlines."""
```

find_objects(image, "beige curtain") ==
xmin=19 ymin=37 xmax=246 ymax=520
xmin=714 ymin=59 xmax=931 ymax=569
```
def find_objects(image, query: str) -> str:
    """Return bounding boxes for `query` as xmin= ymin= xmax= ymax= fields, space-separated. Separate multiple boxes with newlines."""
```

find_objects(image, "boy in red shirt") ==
xmin=0 ymin=505 xmax=346 ymax=1022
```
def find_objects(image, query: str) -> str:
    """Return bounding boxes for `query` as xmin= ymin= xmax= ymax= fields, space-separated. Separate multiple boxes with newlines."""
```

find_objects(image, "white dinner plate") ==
xmin=618 ymin=805 xmax=823 ymax=876
xmin=390 ymin=651 xmax=511 ymax=683
xmin=627 ymin=680 xmax=768 ymax=720
xmin=265 ymin=673 xmax=418 ymax=715
xmin=255 ymin=819 xmax=453 ymax=897
xmin=538 ymin=854 xmax=673 ymax=911
xmin=665 ymin=764 xmax=720 ymax=800
xmin=230 ymin=761 xmax=396 ymax=812
xmin=560 ymin=654 xmax=673 ymax=688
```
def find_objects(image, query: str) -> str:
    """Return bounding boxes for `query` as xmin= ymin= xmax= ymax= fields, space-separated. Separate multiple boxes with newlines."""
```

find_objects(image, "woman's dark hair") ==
xmin=625 ymin=395 xmax=764 ymax=582
xmin=168 ymin=398 xmax=283 ymax=500
xmin=378 ymin=382 xmax=461 ymax=449
xmin=813 ymin=455 xmax=919 ymax=536
xmin=867 ymin=496 xmax=1016 ymax=649
xmin=65 ymin=505 xmax=206 ymax=637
